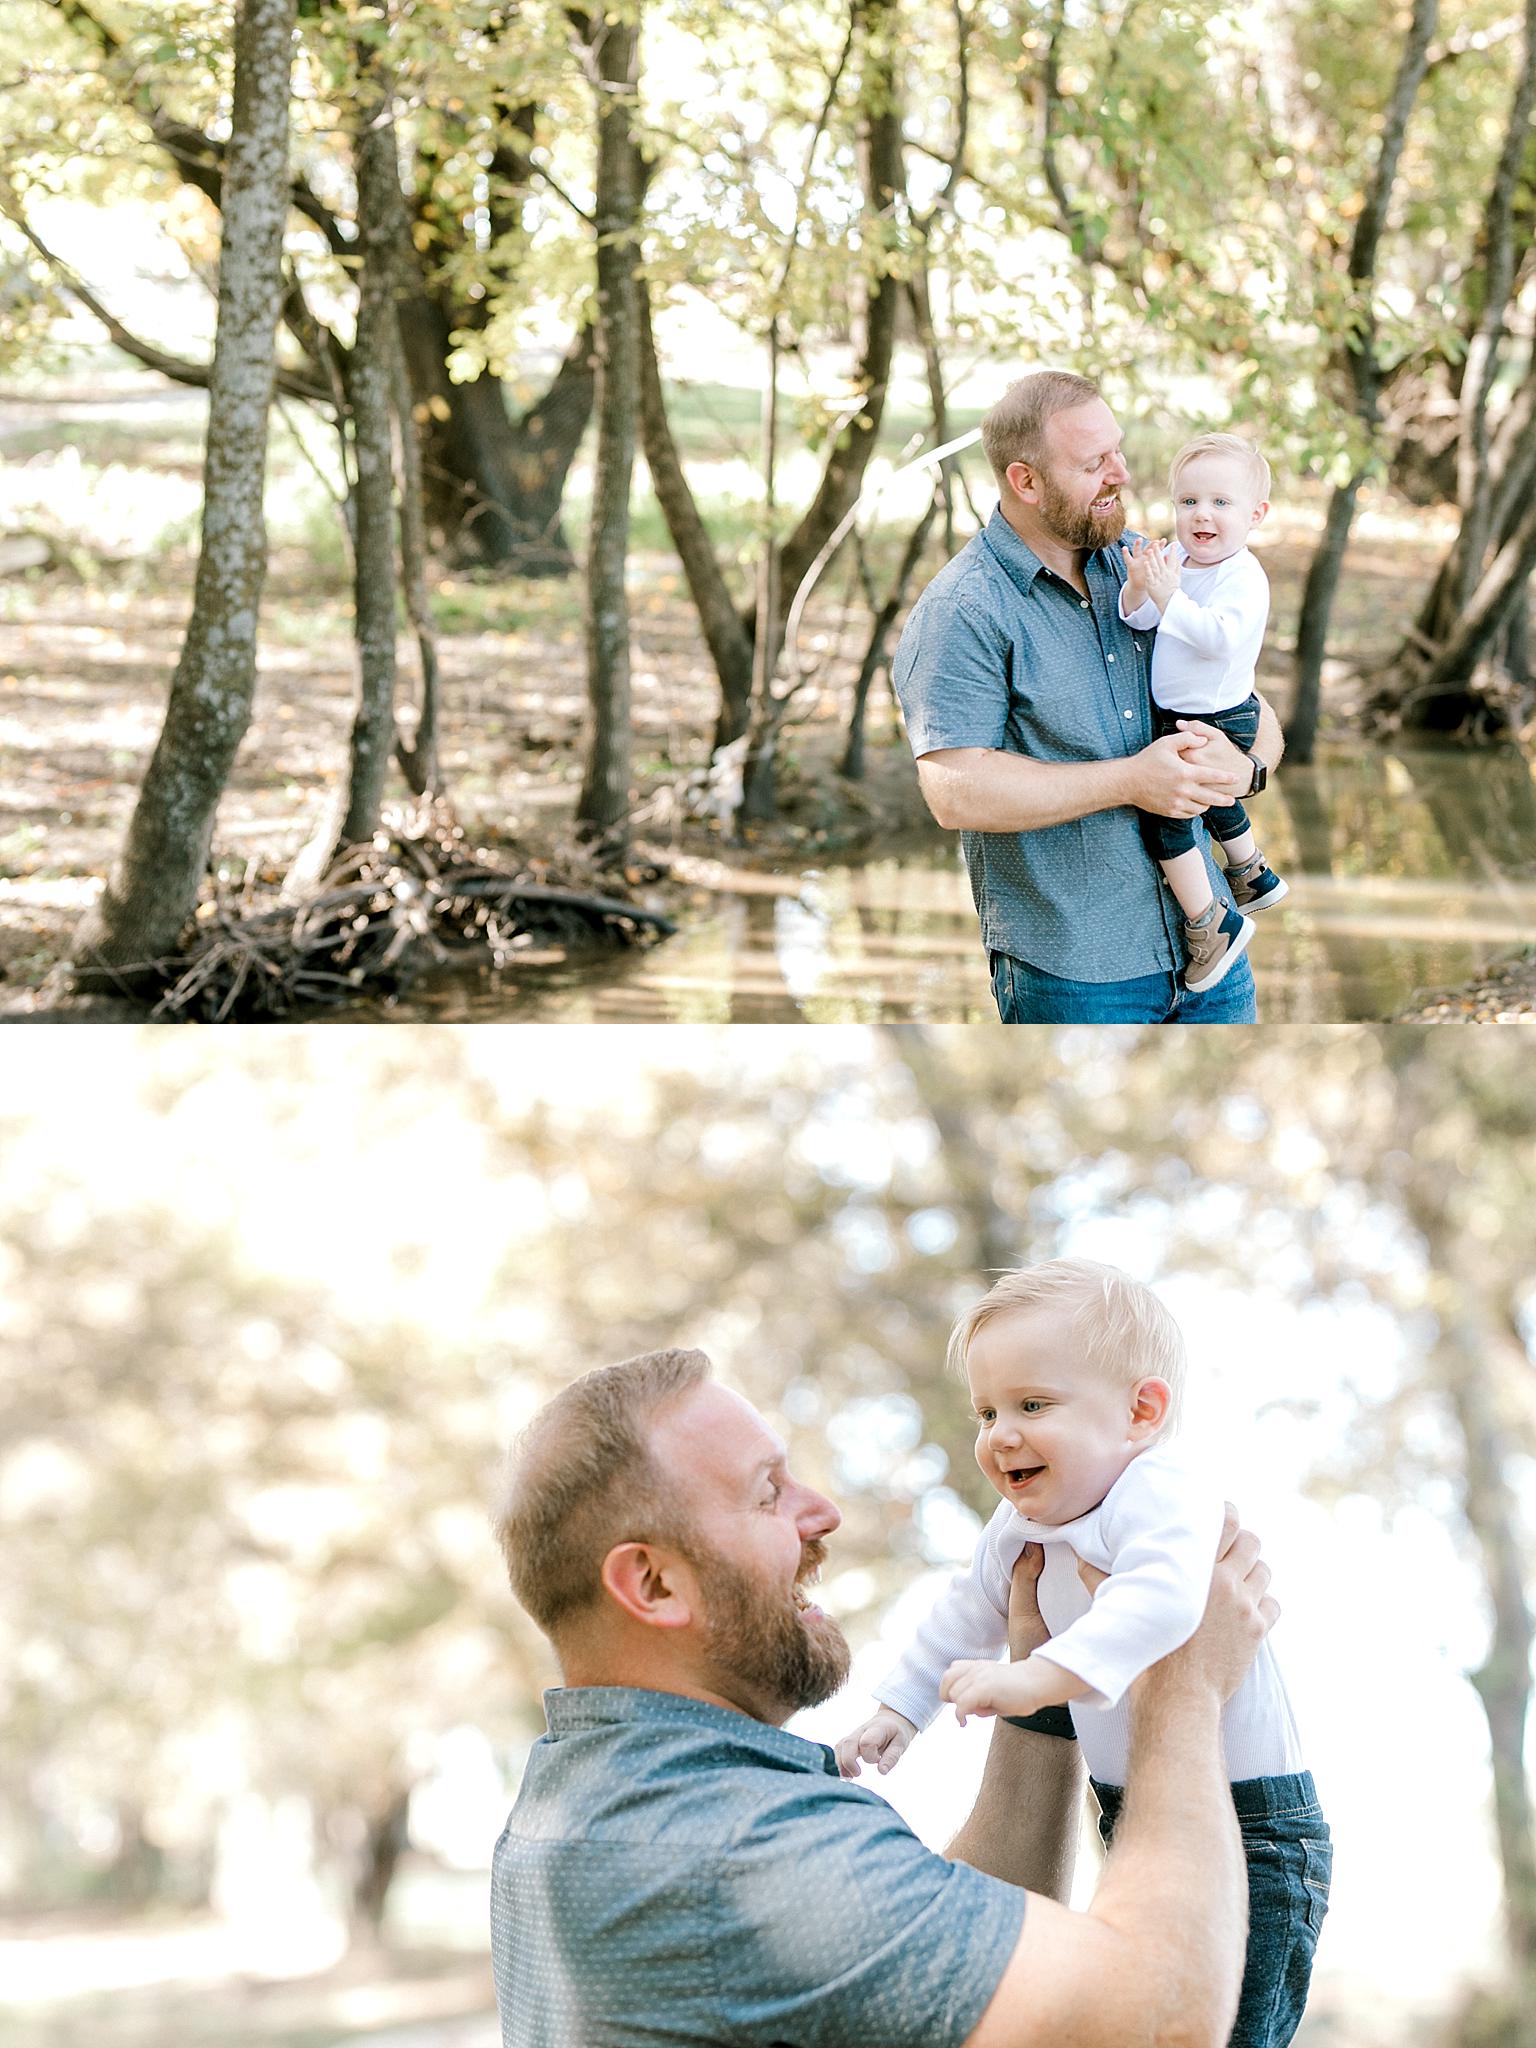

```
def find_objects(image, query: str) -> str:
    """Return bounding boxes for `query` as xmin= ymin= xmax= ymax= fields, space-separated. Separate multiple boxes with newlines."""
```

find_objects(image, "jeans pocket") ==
xmin=1300 ymin=1835 xmax=1333 ymax=1941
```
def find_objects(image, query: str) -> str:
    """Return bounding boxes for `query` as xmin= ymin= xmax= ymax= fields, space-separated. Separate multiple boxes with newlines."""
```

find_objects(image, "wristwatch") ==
xmin=1245 ymin=753 xmax=1268 ymax=797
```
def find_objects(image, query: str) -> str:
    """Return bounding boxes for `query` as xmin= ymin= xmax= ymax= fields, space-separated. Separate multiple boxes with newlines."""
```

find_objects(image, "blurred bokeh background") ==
xmin=1 ymin=1023 xmax=1532 ymax=2046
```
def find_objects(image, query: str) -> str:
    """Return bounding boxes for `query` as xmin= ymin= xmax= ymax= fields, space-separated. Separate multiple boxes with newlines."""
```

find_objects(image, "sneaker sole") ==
xmin=1238 ymin=877 xmax=1290 ymax=914
xmin=1184 ymin=913 xmax=1256 ymax=994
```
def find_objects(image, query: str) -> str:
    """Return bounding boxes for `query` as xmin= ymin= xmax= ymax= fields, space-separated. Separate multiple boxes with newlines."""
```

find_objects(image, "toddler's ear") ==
xmin=1129 ymin=1376 xmax=1171 ymax=1438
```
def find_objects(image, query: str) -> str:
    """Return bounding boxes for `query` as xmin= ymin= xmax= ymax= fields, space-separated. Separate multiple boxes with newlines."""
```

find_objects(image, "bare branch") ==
xmin=0 ymin=187 xmax=333 ymax=405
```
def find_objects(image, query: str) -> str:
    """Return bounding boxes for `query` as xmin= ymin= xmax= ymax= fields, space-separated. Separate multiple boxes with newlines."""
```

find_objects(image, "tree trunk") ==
xmin=1286 ymin=0 xmax=1438 ymax=751
xmin=73 ymin=0 xmax=296 ymax=971
xmin=1285 ymin=479 xmax=1362 ymax=762
xmin=843 ymin=487 xmax=941 ymax=779
xmin=635 ymin=280 xmax=756 ymax=745
xmin=736 ymin=0 xmax=906 ymax=822
xmin=575 ymin=9 xmax=642 ymax=842
xmin=1443 ymin=1348 xmax=1536 ymax=1973
xmin=765 ymin=0 xmax=905 ymax=642
xmin=1452 ymin=0 xmax=1536 ymax=608
xmin=49 ymin=0 xmax=592 ymax=576
xmin=395 ymin=291 xmax=595 ymax=574
xmin=336 ymin=51 xmax=404 ymax=851
xmin=391 ymin=323 xmax=443 ymax=797
xmin=1400 ymin=349 xmax=1536 ymax=690
xmin=1404 ymin=483 xmax=1536 ymax=722
xmin=1383 ymin=1042 xmax=1536 ymax=1981
xmin=348 ymin=1785 xmax=412 ymax=1944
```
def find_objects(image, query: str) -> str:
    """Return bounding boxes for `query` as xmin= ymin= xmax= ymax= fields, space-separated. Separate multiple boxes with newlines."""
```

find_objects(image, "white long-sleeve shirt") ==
xmin=1119 ymin=545 xmax=1269 ymax=717
xmin=877 ymin=1439 xmax=1306 ymax=1786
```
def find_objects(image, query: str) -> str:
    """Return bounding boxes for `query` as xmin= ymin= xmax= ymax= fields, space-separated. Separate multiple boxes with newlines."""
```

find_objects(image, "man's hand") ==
xmin=1127 ymin=732 xmax=1244 ymax=818
xmin=834 ymin=1704 xmax=917 ymax=1780
xmin=1172 ymin=718 xmax=1259 ymax=797
xmin=1006 ymin=1541 xmax=1052 ymax=1659
xmin=1144 ymin=1503 xmax=1277 ymax=1708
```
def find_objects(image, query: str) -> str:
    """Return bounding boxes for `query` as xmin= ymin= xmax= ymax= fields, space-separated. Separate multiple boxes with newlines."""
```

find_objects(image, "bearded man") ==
xmin=891 ymin=370 xmax=1285 ymax=1024
xmin=489 ymin=1347 xmax=1277 ymax=2048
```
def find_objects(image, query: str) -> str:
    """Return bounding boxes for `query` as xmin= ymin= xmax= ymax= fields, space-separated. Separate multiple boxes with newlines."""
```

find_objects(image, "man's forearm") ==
xmin=918 ymin=749 xmax=1138 ymax=833
xmin=1087 ymin=1674 xmax=1247 ymax=2045
xmin=946 ymin=1722 xmax=1084 ymax=1902
xmin=1254 ymin=692 xmax=1284 ymax=773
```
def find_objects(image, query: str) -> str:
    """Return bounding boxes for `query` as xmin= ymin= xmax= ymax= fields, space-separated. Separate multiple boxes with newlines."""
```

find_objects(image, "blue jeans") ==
xmin=1091 ymin=1772 xmax=1332 ymax=2048
xmin=990 ymin=950 xmax=1258 ymax=1023
xmin=1139 ymin=694 xmax=1261 ymax=862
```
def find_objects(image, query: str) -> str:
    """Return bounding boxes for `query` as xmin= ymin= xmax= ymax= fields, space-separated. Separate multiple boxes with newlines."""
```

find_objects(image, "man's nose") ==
xmin=799 ymin=1486 xmax=841 ymax=1539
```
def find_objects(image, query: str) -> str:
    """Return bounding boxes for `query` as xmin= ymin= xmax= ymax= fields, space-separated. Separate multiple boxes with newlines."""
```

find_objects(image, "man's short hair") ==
xmin=946 ymin=1257 xmax=1186 ymax=1432
xmin=981 ymin=371 xmax=1103 ymax=487
xmin=494 ymin=1349 xmax=712 ymax=1638
xmin=1168 ymin=432 xmax=1272 ymax=503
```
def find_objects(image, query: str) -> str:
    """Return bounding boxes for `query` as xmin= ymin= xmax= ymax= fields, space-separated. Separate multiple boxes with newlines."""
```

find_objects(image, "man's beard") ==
xmin=1037 ymin=466 xmax=1126 ymax=551
xmin=692 ymin=1538 xmax=850 ymax=1722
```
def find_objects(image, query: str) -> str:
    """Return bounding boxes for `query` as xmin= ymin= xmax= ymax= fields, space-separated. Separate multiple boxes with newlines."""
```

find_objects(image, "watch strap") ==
xmin=1002 ymin=1705 xmax=1078 ymax=1739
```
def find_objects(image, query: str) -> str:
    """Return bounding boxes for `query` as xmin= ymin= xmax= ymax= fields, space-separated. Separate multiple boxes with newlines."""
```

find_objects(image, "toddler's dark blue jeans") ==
xmin=1090 ymin=1770 xmax=1331 ymax=2048
xmin=1138 ymin=692 xmax=1262 ymax=863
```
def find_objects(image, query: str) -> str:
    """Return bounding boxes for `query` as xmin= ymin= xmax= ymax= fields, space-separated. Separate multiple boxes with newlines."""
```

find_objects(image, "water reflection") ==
xmin=336 ymin=743 xmax=1536 ymax=1024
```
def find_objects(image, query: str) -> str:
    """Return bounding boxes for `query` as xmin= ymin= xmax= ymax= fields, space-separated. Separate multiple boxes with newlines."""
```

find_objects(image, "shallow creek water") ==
xmin=334 ymin=742 xmax=1536 ymax=1024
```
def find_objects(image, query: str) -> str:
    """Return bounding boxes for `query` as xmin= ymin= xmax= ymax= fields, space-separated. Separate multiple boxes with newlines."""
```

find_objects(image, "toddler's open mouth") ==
xmin=1004 ymin=1464 xmax=1046 ymax=1491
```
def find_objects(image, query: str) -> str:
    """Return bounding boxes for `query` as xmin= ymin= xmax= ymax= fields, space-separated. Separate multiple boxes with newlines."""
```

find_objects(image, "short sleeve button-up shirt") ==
xmin=490 ymin=1686 xmax=1025 ymax=2048
xmin=892 ymin=509 xmax=1231 ymax=982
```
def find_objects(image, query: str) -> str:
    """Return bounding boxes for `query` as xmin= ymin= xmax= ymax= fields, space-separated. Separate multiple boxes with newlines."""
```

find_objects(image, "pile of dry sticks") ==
xmin=82 ymin=806 xmax=675 ymax=1022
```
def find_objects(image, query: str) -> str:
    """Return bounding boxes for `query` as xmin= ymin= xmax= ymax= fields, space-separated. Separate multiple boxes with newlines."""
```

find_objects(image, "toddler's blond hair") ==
xmin=947 ymin=1258 xmax=1187 ymax=1434
xmin=1168 ymin=432 xmax=1271 ymax=504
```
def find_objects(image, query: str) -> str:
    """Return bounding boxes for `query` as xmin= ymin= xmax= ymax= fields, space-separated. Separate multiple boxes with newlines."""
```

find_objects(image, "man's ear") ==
xmin=1128 ymin=1377 xmax=1172 ymax=1439
xmin=1005 ymin=458 xmax=1040 ymax=504
xmin=601 ymin=1541 xmax=697 ymax=1630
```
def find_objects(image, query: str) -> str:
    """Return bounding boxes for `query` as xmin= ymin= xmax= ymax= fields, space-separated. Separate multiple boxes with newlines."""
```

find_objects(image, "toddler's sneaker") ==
xmin=1183 ymin=899 xmax=1255 ymax=994
xmin=1226 ymin=850 xmax=1289 ymax=913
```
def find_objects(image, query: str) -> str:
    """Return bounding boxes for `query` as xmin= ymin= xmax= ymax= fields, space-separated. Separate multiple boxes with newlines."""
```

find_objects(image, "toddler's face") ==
xmin=966 ymin=1305 xmax=1166 ymax=1526
xmin=1171 ymin=451 xmax=1268 ymax=568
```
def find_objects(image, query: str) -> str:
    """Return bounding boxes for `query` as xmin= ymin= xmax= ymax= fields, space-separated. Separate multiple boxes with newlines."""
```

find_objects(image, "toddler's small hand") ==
xmin=835 ymin=1705 xmax=917 ymax=1779
xmin=1142 ymin=541 xmax=1182 ymax=611
xmin=939 ymin=1658 xmax=1005 ymax=1727
xmin=1120 ymin=536 xmax=1156 ymax=606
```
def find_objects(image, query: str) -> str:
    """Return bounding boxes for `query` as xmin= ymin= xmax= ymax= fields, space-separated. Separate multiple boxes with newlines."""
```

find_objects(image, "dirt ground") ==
xmin=1 ymin=485 xmax=1524 ymax=1019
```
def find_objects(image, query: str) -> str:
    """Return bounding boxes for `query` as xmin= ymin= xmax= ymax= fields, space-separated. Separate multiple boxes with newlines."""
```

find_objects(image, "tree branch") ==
xmin=42 ymin=0 xmax=354 ymax=255
xmin=0 ymin=189 xmax=333 ymax=405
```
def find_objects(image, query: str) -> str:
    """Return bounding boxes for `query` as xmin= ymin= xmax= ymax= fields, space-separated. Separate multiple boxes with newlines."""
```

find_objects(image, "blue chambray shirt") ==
xmin=892 ymin=508 xmax=1231 ymax=982
xmin=490 ymin=1687 xmax=1025 ymax=2048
